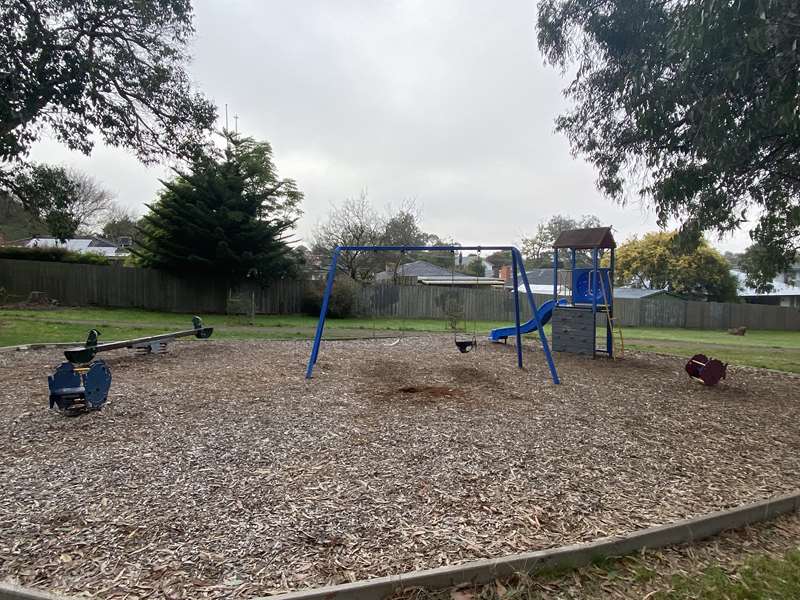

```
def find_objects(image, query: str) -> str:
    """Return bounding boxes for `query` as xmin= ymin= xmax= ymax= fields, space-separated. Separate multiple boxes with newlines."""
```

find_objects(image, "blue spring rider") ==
xmin=48 ymin=360 xmax=112 ymax=414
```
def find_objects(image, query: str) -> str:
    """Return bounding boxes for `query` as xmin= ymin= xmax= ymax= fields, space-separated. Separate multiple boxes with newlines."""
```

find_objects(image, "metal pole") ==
xmin=592 ymin=248 xmax=598 ymax=358
xmin=305 ymin=248 xmax=340 ymax=378
xmin=570 ymin=248 xmax=576 ymax=303
xmin=608 ymin=247 xmax=616 ymax=358
xmin=511 ymin=251 xmax=523 ymax=369
xmin=516 ymin=248 xmax=560 ymax=384
xmin=552 ymin=248 xmax=558 ymax=302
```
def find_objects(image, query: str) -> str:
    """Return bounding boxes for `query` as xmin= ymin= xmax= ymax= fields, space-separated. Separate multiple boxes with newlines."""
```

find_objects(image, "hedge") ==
xmin=0 ymin=245 xmax=111 ymax=265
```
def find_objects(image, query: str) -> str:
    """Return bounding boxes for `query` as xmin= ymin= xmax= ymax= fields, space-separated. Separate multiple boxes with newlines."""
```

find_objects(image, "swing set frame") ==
xmin=305 ymin=245 xmax=561 ymax=384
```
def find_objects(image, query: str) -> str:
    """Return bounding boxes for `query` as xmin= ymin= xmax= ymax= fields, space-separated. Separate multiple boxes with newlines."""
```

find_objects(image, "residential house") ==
xmin=733 ymin=267 xmax=800 ymax=309
xmin=14 ymin=236 xmax=130 ymax=259
xmin=375 ymin=260 xmax=504 ymax=288
xmin=614 ymin=287 xmax=675 ymax=300
xmin=503 ymin=268 xmax=572 ymax=295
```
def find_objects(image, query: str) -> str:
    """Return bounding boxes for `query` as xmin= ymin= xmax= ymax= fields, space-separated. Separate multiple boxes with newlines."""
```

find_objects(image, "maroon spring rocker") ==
xmin=685 ymin=354 xmax=728 ymax=386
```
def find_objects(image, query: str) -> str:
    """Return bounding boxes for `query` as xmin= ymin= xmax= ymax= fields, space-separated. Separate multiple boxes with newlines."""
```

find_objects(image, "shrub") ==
xmin=0 ymin=246 xmax=111 ymax=265
xmin=302 ymin=278 xmax=358 ymax=318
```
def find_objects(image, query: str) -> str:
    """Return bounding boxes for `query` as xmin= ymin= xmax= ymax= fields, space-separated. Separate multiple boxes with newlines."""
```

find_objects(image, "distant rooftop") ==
xmin=375 ymin=260 xmax=453 ymax=280
xmin=732 ymin=269 xmax=800 ymax=297
xmin=614 ymin=287 xmax=673 ymax=299
xmin=19 ymin=236 xmax=127 ymax=257
xmin=553 ymin=227 xmax=616 ymax=250
xmin=417 ymin=276 xmax=504 ymax=287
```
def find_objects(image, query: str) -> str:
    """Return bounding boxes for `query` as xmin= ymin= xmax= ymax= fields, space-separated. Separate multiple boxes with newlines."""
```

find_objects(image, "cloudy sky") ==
xmin=30 ymin=0 xmax=753 ymax=251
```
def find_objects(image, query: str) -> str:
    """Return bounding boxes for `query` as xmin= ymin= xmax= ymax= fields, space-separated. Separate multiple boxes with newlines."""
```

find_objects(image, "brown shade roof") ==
xmin=552 ymin=227 xmax=616 ymax=249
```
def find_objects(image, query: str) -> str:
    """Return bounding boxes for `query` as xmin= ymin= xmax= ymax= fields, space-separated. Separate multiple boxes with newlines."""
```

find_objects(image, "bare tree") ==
xmin=380 ymin=199 xmax=443 ymax=281
xmin=522 ymin=214 xmax=602 ymax=267
xmin=101 ymin=204 xmax=140 ymax=243
xmin=67 ymin=169 xmax=115 ymax=232
xmin=312 ymin=192 xmax=384 ymax=280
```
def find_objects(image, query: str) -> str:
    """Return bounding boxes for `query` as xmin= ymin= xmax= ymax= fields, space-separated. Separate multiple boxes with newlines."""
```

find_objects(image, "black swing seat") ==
xmin=455 ymin=338 xmax=476 ymax=353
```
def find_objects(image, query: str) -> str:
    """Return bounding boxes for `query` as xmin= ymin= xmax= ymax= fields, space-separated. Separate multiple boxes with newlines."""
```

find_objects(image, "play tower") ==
xmin=550 ymin=227 xmax=622 ymax=358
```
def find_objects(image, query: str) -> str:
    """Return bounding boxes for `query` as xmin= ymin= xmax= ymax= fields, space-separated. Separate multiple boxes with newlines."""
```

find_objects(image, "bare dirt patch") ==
xmin=1 ymin=336 xmax=799 ymax=598
xmin=397 ymin=385 xmax=465 ymax=400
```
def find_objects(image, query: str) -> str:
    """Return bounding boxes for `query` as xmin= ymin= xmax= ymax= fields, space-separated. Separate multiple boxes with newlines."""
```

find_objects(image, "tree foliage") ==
xmin=101 ymin=206 xmax=140 ymax=243
xmin=537 ymin=0 xmax=800 ymax=289
xmin=738 ymin=243 xmax=796 ymax=292
xmin=458 ymin=258 xmax=486 ymax=277
xmin=7 ymin=163 xmax=81 ymax=240
xmin=486 ymin=250 xmax=513 ymax=268
xmin=5 ymin=163 xmax=115 ymax=240
xmin=522 ymin=214 xmax=601 ymax=267
xmin=615 ymin=231 xmax=739 ymax=302
xmin=134 ymin=133 xmax=302 ymax=283
xmin=0 ymin=186 xmax=48 ymax=241
xmin=1 ymin=0 xmax=216 ymax=164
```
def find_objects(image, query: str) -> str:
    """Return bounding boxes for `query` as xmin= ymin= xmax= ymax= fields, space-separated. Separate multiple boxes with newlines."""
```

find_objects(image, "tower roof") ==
xmin=552 ymin=227 xmax=616 ymax=249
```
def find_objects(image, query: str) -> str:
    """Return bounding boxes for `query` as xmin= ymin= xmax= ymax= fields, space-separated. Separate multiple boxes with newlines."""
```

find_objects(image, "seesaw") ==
xmin=48 ymin=316 xmax=213 ymax=414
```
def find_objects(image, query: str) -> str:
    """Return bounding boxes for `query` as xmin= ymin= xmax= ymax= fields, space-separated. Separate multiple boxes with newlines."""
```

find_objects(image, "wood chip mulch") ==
xmin=1 ymin=337 xmax=798 ymax=598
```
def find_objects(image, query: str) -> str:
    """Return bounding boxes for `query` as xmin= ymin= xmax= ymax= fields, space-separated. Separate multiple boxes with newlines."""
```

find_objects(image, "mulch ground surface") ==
xmin=1 ymin=337 xmax=798 ymax=598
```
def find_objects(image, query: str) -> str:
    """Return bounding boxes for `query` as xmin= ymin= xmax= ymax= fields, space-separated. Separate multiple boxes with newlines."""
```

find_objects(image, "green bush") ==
xmin=0 ymin=245 xmax=111 ymax=265
xmin=302 ymin=278 xmax=358 ymax=318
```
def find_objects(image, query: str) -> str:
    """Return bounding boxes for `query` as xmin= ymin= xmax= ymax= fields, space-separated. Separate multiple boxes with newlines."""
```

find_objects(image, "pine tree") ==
xmin=134 ymin=133 xmax=303 ymax=283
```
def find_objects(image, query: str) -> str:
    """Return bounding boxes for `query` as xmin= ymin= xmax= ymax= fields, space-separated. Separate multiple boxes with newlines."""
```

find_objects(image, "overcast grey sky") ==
xmin=30 ymin=0 xmax=753 ymax=251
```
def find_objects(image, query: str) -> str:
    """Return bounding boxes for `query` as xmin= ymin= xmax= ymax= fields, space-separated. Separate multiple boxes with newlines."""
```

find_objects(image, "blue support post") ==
xmin=552 ymin=249 xmax=559 ymax=302
xmin=591 ymin=247 xmax=598 ymax=357
xmin=608 ymin=247 xmax=616 ymax=358
xmin=516 ymin=248 xmax=560 ymax=384
xmin=570 ymin=248 xmax=577 ymax=303
xmin=305 ymin=249 xmax=340 ymax=378
xmin=511 ymin=250 xmax=523 ymax=369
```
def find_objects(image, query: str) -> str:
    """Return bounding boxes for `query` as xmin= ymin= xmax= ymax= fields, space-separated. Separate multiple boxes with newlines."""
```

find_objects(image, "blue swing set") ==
xmin=304 ymin=245 xmax=561 ymax=384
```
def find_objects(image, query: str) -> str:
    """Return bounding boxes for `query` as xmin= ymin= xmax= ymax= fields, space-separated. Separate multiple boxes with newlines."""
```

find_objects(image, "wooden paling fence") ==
xmin=353 ymin=283 xmax=800 ymax=331
xmin=0 ymin=259 xmax=304 ymax=315
xmin=1 ymin=259 xmax=798 ymax=330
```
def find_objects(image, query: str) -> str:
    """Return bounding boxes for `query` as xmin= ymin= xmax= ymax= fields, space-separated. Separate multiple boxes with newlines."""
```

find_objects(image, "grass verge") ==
xmin=1 ymin=307 xmax=799 ymax=373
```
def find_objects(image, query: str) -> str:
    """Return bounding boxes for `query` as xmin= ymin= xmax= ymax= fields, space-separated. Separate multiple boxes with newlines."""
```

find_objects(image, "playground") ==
xmin=2 ymin=336 xmax=800 ymax=597
xmin=2 ymin=234 xmax=800 ymax=598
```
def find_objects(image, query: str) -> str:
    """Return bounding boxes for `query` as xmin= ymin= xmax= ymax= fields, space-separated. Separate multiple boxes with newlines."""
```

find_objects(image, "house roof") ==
xmin=377 ymin=260 xmax=453 ymax=279
xmin=513 ymin=283 xmax=561 ymax=294
xmin=418 ymin=276 xmax=504 ymax=286
xmin=21 ymin=237 xmax=127 ymax=257
xmin=614 ymin=287 xmax=672 ymax=299
xmin=505 ymin=270 xmax=569 ymax=291
xmin=553 ymin=227 xmax=616 ymax=249
xmin=732 ymin=269 xmax=800 ymax=297
xmin=522 ymin=269 xmax=571 ymax=286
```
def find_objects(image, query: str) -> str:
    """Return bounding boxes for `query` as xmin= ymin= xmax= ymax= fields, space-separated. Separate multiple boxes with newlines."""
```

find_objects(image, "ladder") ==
xmin=598 ymin=271 xmax=624 ymax=358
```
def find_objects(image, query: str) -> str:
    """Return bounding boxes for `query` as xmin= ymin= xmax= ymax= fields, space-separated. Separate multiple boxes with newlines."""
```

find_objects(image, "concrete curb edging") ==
xmin=1 ymin=491 xmax=799 ymax=600
xmin=263 ymin=490 xmax=800 ymax=600
xmin=0 ymin=342 xmax=79 ymax=354
xmin=0 ymin=584 xmax=66 ymax=600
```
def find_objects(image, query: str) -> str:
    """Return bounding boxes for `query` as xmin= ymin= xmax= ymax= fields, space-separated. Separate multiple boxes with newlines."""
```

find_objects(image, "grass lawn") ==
xmin=620 ymin=326 xmax=800 ymax=374
xmin=655 ymin=549 xmax=800 ymax=599
xmin=0 ymin=307 xmax=512 ymax=333
xmin=1 ymin=306 xmax=799 ymax=373
xmin=449 ymin=548 xmax=800 ymax=600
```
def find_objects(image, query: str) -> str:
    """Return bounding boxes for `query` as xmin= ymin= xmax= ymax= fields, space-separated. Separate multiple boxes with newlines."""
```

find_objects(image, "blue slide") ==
xmin=488 ymin=298 xmax=567 ymax=342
